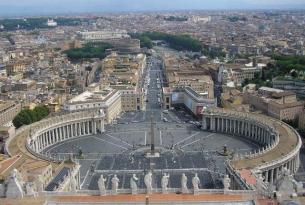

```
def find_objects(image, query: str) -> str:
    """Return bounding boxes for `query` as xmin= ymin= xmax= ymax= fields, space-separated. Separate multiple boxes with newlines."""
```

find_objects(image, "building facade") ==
xmin=243 ymin=87 xmax=304 ymax=121
xmin=63 ymin=89 xmax=121 ymax=123
xmin=162 ymin=86 xmax=217 ymax=117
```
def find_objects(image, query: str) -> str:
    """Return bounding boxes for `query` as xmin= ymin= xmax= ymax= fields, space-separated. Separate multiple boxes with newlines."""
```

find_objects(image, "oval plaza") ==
xmin=1 ymin=103 xmax=302 ymax=204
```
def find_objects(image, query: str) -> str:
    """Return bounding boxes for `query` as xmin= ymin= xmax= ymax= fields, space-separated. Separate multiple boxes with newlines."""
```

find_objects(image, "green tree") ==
xmin=64 ymin=42 xmax=112 ymax=60
xmin=13 ymin=106 xmax=49 ymax=128
xmin=129 ymin=32 xmax=203 ymax=52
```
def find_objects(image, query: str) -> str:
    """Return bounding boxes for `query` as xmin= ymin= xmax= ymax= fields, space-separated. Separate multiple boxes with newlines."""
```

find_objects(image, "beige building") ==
xmin=0 ymin=101 xmax=21 ymax=126
xmin=5 ymin=59 xmax=30 ymax=76
xmin=101 ymin=53 xmax=146 ymax=86
xmin=167 ymin=72 xmax=214 ymax=99
xmin=243 ymin=87 xmax=304 ymax=121
xmin=111 ymin=85 xmax=145 ymax=112
xmin=220 ymin=89 xmax=250 ymax=112
xmin=163 ymin=54 xmax=214 ymax=99
xmin=100 ymin=53 xmax=147 ymax=113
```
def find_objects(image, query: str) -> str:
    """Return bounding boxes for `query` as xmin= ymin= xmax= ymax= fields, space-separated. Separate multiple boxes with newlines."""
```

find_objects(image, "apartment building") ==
xmin=111 ymin=85 xmax=145 ymax=112
xmin=163 ymin=54 xmax=214 ymax=99
xmin=5 ymin=59 xmax=30 ymax=76
xmin=102 ymin=53 xmax=146 ymax=86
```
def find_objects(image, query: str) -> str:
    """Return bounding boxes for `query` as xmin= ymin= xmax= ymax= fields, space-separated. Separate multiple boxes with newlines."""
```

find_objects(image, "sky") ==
xmin=0 ymin=0 xmax=305 ymax=16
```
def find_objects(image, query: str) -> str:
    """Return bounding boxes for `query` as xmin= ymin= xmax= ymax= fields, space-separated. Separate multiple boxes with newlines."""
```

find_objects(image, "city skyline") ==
xmin=1 ymin=0 xmax=305 ymax=16
xmin=0 ymin=1 xmax=305 ymax=203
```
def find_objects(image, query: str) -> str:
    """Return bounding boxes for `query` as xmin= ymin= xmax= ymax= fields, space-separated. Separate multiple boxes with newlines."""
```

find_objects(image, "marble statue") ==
xmin=161 ymin=173 xmax=170 ymax=193
xmin=70 ymin=173 xmax=77 ymax=192
xmin=6 ymin=169 xmax=24 ymax=198
xmin=0 ymin=183 xmax=5 ymax=197
xmin=275 ymin=167 xmax=299 ymax=199
xmin=25 ymin=182 xmax=37 ymax=197
xmin=192 ymin=173 xmax=200 ymax=194
xmin=36 ymin=175 xmax=44 ymax=192
xmin=144 ymin=171 xmax=153 ymax=194
xmin=267 ymin=182 xmax=276 ymax=198
xmin=181 ymin=173 xmax=188 ymax=193
xmin=98 ymin=175 xmax=107 ymax=196
xmin=223 ymin=175 xmax=231 ymax=192
xmin=130 ymin=174 xmax=139 ymax=195
xmin=111 ymin=174 xmax=119 ymax=195
xmin=256 ymin=172 xmax=265 ymax=195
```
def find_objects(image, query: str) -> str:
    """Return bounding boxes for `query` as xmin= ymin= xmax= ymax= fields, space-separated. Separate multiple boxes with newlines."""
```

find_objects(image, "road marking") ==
xmin=92 ymin=136 xmax=128 ymax=150
xmin=159 ymin=130 xmax=162 ymax=145
xmin=144 ymin=132 xmax=147 ymax=145
xmin=168 ymin=111 xmax=181 ymax=123
xmin=104 ymin=133 xmax=133 ymax=147
xmin=174 ymin=132 xmax=200 ymax=146
xmin=80 ymin=169 xmax=90 ymax=189
xmin=181 ymin=133 xmax=216 ymax=148
xmin=45 ymin=135 xmax=93 ymax=152
xmin=107 ymin=130 xmax=145 ymax=134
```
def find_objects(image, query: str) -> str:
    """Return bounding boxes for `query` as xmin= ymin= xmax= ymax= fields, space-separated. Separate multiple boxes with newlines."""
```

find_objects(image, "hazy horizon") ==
xmin=0 ymin=0 xmax=305 ymax=17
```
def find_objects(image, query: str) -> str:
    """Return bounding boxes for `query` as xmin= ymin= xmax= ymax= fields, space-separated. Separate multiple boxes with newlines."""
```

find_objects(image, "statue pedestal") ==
xmin=223 ymin=188 xmax=229 ymax=195
xmin=162 ymin=188 xmax=168 ymax=194
xmin=100 ymin=190 xmax=106 ymax=196
xmin=193 ymin=189 xmax=199 ymax=195
xmin=182 ymin=188 xmax=188 ymax=194
xmin=146 ymin=188 xmax=152 ymax=195
xmin=131 ymin=189 xmax=138 ymax=195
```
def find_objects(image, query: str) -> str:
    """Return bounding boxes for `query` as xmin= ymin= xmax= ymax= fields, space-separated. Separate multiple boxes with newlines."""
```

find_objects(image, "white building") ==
xmin=79 ymin=30 xmax=129 ymax=42
xmin=47 ymin=19 xmax=57 ymax=27
xmin=218 ymin=62 xmax=265 ymax=86
xmin=63 ymin=88 xmax=121 ymax=123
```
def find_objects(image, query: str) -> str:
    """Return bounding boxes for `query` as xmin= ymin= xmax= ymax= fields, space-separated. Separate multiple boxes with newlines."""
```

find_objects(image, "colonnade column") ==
xmin=270 ymin=169 xmax=274 ymax=184
xmin=100 ymin=120 xmax=105 ymax=132
xmin=78 ymin=123 xmax=81 ymax=136
xmin=202 ymin=117 xmax=207 ymax=130
xmin=265 ymin=170 xmax=269 ymax=183
xmin=92 ymin=121 xmax=97 ymax=134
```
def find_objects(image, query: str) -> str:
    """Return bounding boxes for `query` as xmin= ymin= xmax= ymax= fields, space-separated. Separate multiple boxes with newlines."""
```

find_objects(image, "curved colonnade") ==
xmin=202 ymin=108 xmax=302 ymax=187
xmin=5 ymin=108 xmax=302 ymax=193
xmin=27 ymin=111 xmax=105 ymax=158
xmin=6 ymin=111 xmax=105 ymax=164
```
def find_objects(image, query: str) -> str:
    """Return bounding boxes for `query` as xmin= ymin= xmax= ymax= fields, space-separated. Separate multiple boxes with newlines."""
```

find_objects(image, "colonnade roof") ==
xmin=5 ymin=128 xmax=57 ymax=179
xmin=3 ymin=111 xmax=95 ymax=180
xmin=204 ymin=108 xmax=301 ymax=170
xmin=232 ymin=121 xmax=299 ymax=170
